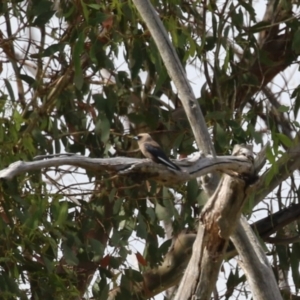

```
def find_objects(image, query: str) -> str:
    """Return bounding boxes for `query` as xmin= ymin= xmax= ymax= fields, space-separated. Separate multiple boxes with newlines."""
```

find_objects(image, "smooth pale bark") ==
xmin=174 ymin=156 xmax=253 ymax=300
xmin=0 ymin=154 xmax=252 ymax=183
xmin=131 ymin=0 xmax=215 ymax=158
xmin=128 ymin=1 xmax=291 ymax=300
xmin=231 ymin=217 xmax=282 ymax=300
xmin=105 ymin=203 xmax=300 ymax=299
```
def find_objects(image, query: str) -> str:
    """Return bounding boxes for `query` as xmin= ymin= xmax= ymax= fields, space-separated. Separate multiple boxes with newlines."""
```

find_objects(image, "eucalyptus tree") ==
xmin=0 ymin=0 xmax=300 ymax=299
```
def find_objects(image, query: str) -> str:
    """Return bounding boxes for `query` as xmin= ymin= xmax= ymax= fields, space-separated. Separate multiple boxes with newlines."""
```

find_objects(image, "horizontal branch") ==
xmin=0 ymin=154 xmax=254 ymax=185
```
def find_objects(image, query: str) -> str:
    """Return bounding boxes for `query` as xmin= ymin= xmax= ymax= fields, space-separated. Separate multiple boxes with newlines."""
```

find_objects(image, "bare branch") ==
xmin=106 ymin=202 xmax=300 ymax=299
xmin=254 ymin=140 xmax=300 ymax=207
xmin=131 ymin=0 xmax=215 ymax=158
xmin=231 ymin=217 xmax=282 ymax=300
xmin=0 ymin=154 xmax=253 ymax=185
xmin=174 ymin=145 xmax=255 ymax=300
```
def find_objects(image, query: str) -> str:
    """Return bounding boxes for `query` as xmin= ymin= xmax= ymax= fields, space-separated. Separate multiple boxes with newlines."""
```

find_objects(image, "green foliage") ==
xmin=0 ymin=0 xmax=300 ymax=298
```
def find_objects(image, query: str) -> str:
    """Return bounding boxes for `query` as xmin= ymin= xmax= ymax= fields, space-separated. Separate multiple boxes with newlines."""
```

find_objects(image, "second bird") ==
xmin=134 ymin=133 xmax=181 ymax=171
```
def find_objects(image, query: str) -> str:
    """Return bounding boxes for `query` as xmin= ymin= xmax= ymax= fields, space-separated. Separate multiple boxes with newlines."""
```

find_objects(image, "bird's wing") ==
xmin=144 ymin=144 xmax=180 ymax=171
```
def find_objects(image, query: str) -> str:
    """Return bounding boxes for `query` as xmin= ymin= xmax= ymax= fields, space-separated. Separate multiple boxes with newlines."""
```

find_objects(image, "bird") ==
xmin=134 ymin=133 xmax=181 ymax=171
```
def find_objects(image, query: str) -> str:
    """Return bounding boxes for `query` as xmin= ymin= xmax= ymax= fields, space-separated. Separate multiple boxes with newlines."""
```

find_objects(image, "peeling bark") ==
xmin=175 ymin=153 xmax=254 ymax=300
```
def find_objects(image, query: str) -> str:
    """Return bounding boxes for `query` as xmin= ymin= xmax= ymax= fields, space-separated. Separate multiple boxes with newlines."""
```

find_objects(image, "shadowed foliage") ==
xmin=0 ymin=0 xmax=300 ymax=299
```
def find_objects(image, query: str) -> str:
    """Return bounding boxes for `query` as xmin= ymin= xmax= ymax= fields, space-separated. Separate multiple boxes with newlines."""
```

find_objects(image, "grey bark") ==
xmin=131 ymin=0 xmax=287 ymax=300
xmin=231 ymin=217 xmax=282 ymax=300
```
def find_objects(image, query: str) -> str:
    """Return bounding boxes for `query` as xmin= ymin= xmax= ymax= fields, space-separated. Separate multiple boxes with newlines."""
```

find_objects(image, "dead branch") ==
xmin=0 ymin=154 xmax=253 ymax=185
xmin=174 ymin=147 xmax=255 ymax=300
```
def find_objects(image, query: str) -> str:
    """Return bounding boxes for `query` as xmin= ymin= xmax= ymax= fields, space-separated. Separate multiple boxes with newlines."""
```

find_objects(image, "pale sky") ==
xmin=1 ymin=0 xmax=300 ymax=299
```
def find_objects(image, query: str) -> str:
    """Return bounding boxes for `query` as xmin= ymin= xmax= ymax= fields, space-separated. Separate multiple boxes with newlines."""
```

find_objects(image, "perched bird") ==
xmin=134 ymin=133 xmax=181 ymax=171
